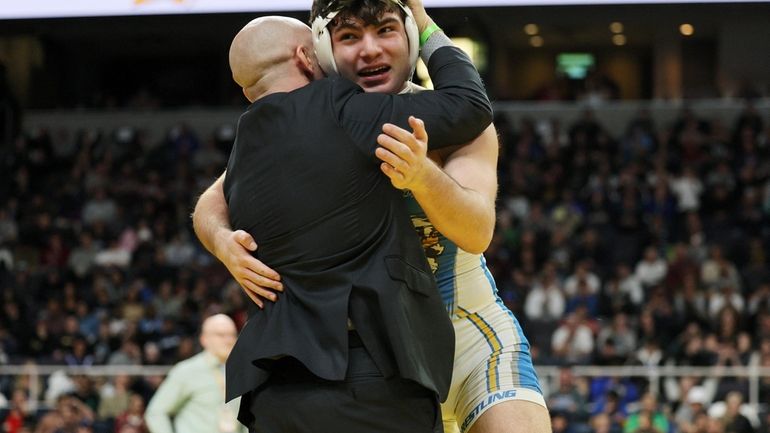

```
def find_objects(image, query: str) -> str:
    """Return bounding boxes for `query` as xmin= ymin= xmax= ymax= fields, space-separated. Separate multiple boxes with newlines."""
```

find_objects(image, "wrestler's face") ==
xmin=330 ymin=11 xmax=411 ymax=94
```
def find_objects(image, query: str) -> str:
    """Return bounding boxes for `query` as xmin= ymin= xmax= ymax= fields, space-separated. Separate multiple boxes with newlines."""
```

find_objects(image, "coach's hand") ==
xmin=376 ymin=116 xmax=439 ymax=192
xmin=214 ymin=228 xmax=283 ymax=308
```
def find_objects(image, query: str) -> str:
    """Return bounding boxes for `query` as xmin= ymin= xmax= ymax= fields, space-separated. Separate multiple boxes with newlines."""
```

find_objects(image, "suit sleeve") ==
xmin=335 ymin=46 xmax=493 ymax=157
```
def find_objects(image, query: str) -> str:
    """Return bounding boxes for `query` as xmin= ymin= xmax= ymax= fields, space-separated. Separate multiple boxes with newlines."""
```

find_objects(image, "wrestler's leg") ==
xmin=468 ymin=400 xmax=551 ymax=433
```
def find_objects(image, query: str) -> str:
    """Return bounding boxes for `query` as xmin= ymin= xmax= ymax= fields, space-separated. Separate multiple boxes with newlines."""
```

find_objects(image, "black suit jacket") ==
xmin=223 ymin=46 xmax=492 ymax=407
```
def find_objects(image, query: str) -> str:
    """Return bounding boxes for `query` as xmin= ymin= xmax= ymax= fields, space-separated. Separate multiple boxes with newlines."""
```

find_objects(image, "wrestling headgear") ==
xmin=311 ymin=0 xmax=420 ymax=77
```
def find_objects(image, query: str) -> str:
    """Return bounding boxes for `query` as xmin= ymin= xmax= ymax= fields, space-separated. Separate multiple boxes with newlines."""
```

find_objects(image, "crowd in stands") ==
xmin=0 ymin=99 xmax=769 ymax=433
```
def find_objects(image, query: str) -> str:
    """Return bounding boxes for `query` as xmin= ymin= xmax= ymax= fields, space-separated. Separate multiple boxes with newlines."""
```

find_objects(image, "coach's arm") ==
xmin=192 ymin=172 xmax=282 ymax=308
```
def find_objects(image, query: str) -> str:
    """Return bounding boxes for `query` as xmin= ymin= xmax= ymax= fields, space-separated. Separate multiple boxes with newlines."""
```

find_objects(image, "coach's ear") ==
xmin=242 ymin=87 xmax=256 ymax=103
xmin=296 ymin=46 xmax=321 ymax=80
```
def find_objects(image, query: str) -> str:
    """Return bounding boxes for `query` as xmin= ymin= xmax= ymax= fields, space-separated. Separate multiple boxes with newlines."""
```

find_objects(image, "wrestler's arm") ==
xmin=192 ymin=172 xmax=282 ymax=308
xmin=424 ymin=125 xmax=498 ymax=253
xmin=376 ymin=121 xmax=498 ymax=253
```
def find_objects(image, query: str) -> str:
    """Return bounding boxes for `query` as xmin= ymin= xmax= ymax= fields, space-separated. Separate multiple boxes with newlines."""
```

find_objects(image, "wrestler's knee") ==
xmin=468 ymin=400 xmax=551 ymax=433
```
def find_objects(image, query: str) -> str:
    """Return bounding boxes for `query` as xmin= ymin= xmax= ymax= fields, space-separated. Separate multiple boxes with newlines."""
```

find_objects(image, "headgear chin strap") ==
xmin=311 ymin=0 xmax=420 ymax=78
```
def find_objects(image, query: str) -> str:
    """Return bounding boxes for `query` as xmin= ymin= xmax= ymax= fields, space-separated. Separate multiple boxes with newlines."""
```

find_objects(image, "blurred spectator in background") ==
xmin=591 ymin=412 xmax=620 ymax=433
xmin=525 ymin=261 xmax=566 ymax=324
xmin=548 ymin=368 xmax=590 ymax=421
xmin=708 ymin=391 xmax=757 ymax=433
xmin=114 ymin=394 xmax=147 ymax=433
xmin=551 ymin=411 xmax=577 ymax=433
xmin=624 ymin=392 xmax=670 ymax=433
xmin=34 ymin=395 xmax=94 ymax=433
xmin=635 ymin=247 xmax=668 ymax=290
xmin=2 ymin=389 xmax=32 ymax=433
xmin=97 ymin=375 xmax=133 ymax=427
xmin=674 ymin=384 xmax=712 ymax=433
xmin=565 ymin=260 xmax=601 ymax=298
xmin=701 ymin=246 xmax=741 ymax=294
xmin=552 ymin=310 xmax=595 ymax=364
xmin=670 ymin=166 xmax=703 ymax=214
xmin=616 ymin=264 xmax=645 ymax=312
xmin=596 ymin=313 xmax=637 ymax=365
xmin=144 ymin=314 xmax=244 ymax=433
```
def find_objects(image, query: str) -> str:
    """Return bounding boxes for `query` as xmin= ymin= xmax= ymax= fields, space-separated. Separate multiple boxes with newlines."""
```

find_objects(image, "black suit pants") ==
xmin=244 ymin=332 xmax=442 ymax=433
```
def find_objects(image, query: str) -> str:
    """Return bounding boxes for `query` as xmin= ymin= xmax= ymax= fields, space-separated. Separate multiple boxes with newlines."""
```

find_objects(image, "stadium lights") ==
xmin=524 ymin=24 xmax=540 ymax=35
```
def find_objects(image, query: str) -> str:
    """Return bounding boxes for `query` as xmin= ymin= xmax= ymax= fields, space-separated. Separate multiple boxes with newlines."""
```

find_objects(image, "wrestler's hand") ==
xmin=376 ymin=116 xmax=438 ymax=192
xmin=214 ymin=228 xmax=283 ymax=308
xmin=407 ymin=0 xmax=430 ymax=32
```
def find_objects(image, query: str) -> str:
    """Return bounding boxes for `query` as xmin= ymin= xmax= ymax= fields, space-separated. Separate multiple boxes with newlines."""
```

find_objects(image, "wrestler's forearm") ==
xmin=410 ymin=166 xmax=494 ymax=254
xmin=192 ymin=172 xmax=232 ymax=257
xmin=412 ymin=125 xmax=497 ymax=253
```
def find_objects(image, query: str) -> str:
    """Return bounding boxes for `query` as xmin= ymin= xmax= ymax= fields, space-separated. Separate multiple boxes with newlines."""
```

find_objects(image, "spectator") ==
xmin=525 ymin=261 xmax=566 ymax=323
xmin=616 ymin=264 xmax=645 ymax=310
xmin=64 ymin=338 xmax=95 ymax=367
xmin=747 ymin=284 xmax=770 ymax=318
xmin=623 ymin=392 xmax=670 ymax=433
xmin=114 ymin=394 xmax=147 ymax=433
xmin=551 ymin=411 xmax=578 ymax=433
xmin=634 ymin=247 xmax=668 ymax=289
xmin=670 ymin=165 xmax=704 ymax=213
xmin=709 ymin=288 xmax=745 ymax=319
xmin=552 ymin=310 xmax=595 ymax=364
xmin=81 ymin=187 xmax=118 ymax=227
xmin=701 ymin=246 xmax=741 ymax=293
xmin=635 ymin=338 xmax=663 ymax=367
xmin=591 ymin=412 xmax=620 ymax=433
xmin=592 ymin=388 xmax=630 ymax=429
xmin=67 ymin=231 xmax=99 ymax=279
xmin=665 ymin=243 xmax=700 ymax=291
xmin=97 ymin=375 xmax=132 ymax=423
xmin=107 ymin=340 xmax=142 ymax=366
xmin=2 ymin=389 xmax=31 ymax=433
xmin=708 ymin=391 xmax=756 ymax=433
xmin=597 ymin=313 xmax=637 ymax=363
xmin=548 ymin=368 xmax=590 ymax=421
xmin=565 ymin=260 xmax=601 ymax=297
xmin=565 ymin=276 xmax=600 ymax=317
xmin=34 ymin=395 xmax=94 ymax=433
xmin=673 ymin=274 xmax=709 ymax=326
xmin=674 ymin=384 xmax=712 ymax=432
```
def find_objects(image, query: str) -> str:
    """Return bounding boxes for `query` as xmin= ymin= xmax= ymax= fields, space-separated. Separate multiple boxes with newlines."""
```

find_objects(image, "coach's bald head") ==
xmin=229 ymin=16 xmax=322 ymax=102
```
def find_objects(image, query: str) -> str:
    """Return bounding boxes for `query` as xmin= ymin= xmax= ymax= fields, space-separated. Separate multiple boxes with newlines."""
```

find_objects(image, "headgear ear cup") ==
xmin=312 ymin=1 xmax=420 ymax=78
xmin=400 ymin=2 xmax=420 ymax=78
xmin=311 ymin=10 xmax=339 ymax=75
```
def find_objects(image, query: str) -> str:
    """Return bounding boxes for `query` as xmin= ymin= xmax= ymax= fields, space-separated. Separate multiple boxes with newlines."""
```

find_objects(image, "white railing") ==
xmin=537 ymin=365 xmax=770 ymax=413
xmin=2 ymin=364 xmax=769 ymax=408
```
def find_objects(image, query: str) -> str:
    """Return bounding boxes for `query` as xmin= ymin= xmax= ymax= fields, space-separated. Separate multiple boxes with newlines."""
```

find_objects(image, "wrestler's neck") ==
xmin=398 ymin=81 xmax=420 ymax=94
